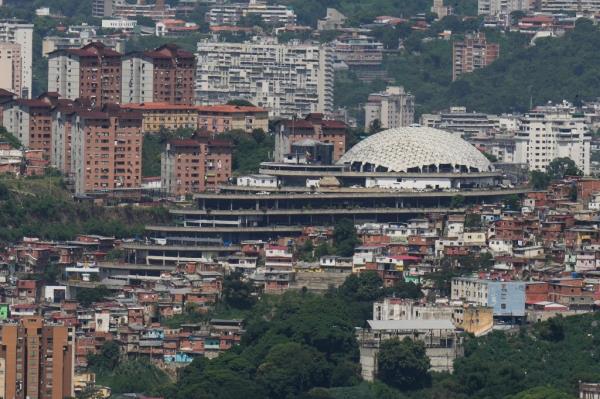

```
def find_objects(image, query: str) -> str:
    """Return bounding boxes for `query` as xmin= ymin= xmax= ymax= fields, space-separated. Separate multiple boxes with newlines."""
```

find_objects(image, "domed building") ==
xmin=338 ymin=127 xmax=493 ymax=174
xmin=142 ymin=125 xmax=527 ymax=246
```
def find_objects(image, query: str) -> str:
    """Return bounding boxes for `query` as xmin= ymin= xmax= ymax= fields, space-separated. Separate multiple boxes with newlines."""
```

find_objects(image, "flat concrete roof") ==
xmin=368 ymin=319 xmax=455 ymax=330
xmin=121 ymin=243 xmax=241 ymax=251
xmin=145 ymin=225 xmax=305 ymax=233
xmin=169 ymin=207 xmax=467 ymax=216
xmin=194 ymin=188 xmax=528 ymax=200
xmin=98 ymin=262 xmax=176 ymax=271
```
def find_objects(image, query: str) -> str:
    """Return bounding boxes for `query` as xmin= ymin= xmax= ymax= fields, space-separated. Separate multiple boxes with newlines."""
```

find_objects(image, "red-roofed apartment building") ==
xmin=162 ymin=138 xmax=207 ymax=195
xmin=121 ymin=44 xmax=196 ymax=105
xmin=48 ymin=42 xmax=122 ymax=107
xmin=2 ymin=92 xmax=65 ymax=161
xmin=274 ymin=113 xmax=348 ymax=162
xmin=162 ymin=136 xmax=232 ymax=196
xmin=71 ymin=106 xmax=143 ymax=194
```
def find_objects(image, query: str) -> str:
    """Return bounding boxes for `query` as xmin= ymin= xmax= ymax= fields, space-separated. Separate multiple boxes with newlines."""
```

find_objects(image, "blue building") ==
xmin=487 ymin=281 xmax=526 ymax=317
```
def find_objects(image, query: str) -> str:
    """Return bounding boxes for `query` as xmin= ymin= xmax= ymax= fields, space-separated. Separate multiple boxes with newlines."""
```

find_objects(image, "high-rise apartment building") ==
xmin=540 ymin=0 xmax=600 ymax=13
xmin=195 ymin=39 xmax=334 ymax=118
xmin=48 ymin=42 xmax=122 ymax=107
xmin=2 ymin=93 xmax=60 ymax=160
xmin=478 ymin=0 xmax=531 ymax=17
xmin=162 ymin=138 xmax=207 ymax=196
xmin=205 ymin=0 xmax=297 ymax=26
xmin=205 ymin=139 xmax=233 ymax=188
xmin=364 ymin=86 xmax=415 ymax=130
xmin=0 ymin=20 xmax=33 ymax=98
xmin=0 ymin=316 xmax=74 ymax=399
xmin=121 ymin=44 xmax=196 ymax=105
xmin=0 ymin=42 xmax=21 ymax=96
xmin=514 ymin=111 xmax=591 ymax=175
xmin=452 ymin=33 xmax=499 ymax=81
xmin=71 ymin=107 xmax=143 ymax=194
xmin=332 ymin=34 xmax=384 ymax=67
xmin=92 ymin=0 xmax=114 ymax=17
xmin=161 ymin=136 xmax=233 ymax=195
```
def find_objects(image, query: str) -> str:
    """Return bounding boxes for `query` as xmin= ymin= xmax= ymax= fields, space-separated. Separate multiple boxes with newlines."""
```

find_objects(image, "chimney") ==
xmin=155 ymin=0 xmax=165 ymax=9
xmin=138 ymin=0 xmax=145 ymax=4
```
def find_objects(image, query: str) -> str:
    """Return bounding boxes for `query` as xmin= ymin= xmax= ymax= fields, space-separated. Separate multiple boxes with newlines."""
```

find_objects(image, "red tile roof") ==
xmin=196 ymin=105 xmax=268 ymax=114
xmin=169 ymin=139 xmax=203 ymax=147
xmin=143 ymin=43 xmax=194 ymax=60
xmin=51 ymin=42 xmax=122 ymax=58
xmin=121 ymin=102 xmax=197 ymax=111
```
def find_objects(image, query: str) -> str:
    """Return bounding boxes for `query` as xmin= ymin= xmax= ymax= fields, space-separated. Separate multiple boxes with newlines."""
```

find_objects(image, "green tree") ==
xmin=98 ymin=359 xmax=169 ymax=394
xmin=314 ymin=242 xmax=334 ymax=258
xmin=547 ymin=157 xmax=583 ymax=180
xmin=223 ymin=272 xmax=256 ymax=309
xmin=386 ymin=280 xmax=423 ymax=299
xmin=450 ymin=195 xmax=465 ymax=208
xmin=227 ymin=99 xmax=256 ymax=107
xmin=339 ymin=271 xmax=384 ymax=302
xmin=510 ymin=386 xmax=575 ymax=399
xmin=536 ymin=316 xmax=565 ymax=342
xmin=369 ymin=119 xmax=383 ymax=134
xmin=504 ymin=194 xmax=521 ymax=211
xmin=88 ymin=341 xmax=120 ymax=373
xmin=464 ymin=213 xmax=482 ymax=228
xmin=298 ymin=239 xmax=316 ymax=261
xmin=334 ymin=218 xmax=361 ymax=257
xmin=76 ymin=286 xmax=111 ymax=307
xmin=530 ymin=170 xmax=551 ymax=190
xmin=377 ymin=337 xmax=431 ymax=390
xmin=257 ymin=342 xmax=331 ymax=398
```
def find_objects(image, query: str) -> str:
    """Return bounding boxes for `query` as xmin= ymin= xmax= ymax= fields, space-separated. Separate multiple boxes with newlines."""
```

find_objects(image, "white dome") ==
xmin=338 ymin=127 xmax=492 ymax=173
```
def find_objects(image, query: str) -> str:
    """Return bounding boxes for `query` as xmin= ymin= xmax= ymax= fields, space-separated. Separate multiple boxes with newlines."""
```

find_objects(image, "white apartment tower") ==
xmin=0 ymin=42 xmax=21 ymax=96
xmin=195 ymin=39 xmax=334 ymax=118
xmin=540 ymin=0 xmax=600 ymax=13
xmin=364 ymin=86 xmax=415 ymax=129
xmin=0 ymin=20 xmax=33 ymax=98
xmin=514 ymin=112 xmax=591 ymax=175
xmin=478 ymin=0 xmax=531 ymax=17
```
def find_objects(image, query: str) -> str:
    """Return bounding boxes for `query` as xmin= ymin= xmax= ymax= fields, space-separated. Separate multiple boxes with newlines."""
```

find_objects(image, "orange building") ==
xmin=577 ymin=178 xmax=600 ymax=204
xmin=49 ymin=42 xmax=122 ymax=107
xmin=0 ymin=316 xmax=74 ymax=399
xmin=162 ymin=138 xmax=207 ymax=196
xmin=205 ymin=139 xmax=233 ymax=188
xmin=452 ymin=32 xmax=499 ymax=81
xmin=121 ymin=44 xmax=196 ymax=105
xmin=2 ymin=93 xmax=60 ymax=160
xmin=161 ymin=136 xmax=232 ymax=195
xmin=71 ymin=107 xmax=143 ymax=194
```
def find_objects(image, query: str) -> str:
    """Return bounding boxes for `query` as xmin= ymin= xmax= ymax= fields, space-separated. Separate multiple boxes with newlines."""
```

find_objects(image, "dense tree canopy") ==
xmin=333 ymin=219 xmax=361 ymax=257
xmin=0 ymin=176 xmax=169 ymax=242
xmin=223 ymin=272 xmax=257 ymax=309
xmin=547 ymin=157 xmax=583 ymax=180
xmin=377 ymin=338 xmax=431 ymax=390
xmin=337 ymin=20 xmax=600 ymax=118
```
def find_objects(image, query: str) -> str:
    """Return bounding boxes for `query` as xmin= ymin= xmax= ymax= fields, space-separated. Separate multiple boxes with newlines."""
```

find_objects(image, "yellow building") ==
xmin=453 ymin=305 xmax=493 ymax=336
xmin=121 ymin=102 xmax=198 ymax=133
xmin=196 ymin=105 xmax=269 ymax=133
